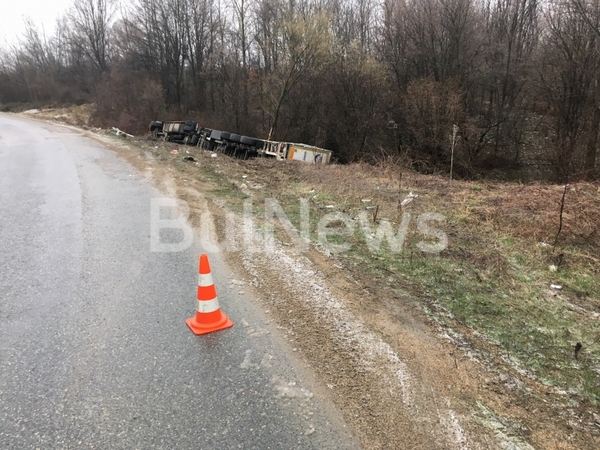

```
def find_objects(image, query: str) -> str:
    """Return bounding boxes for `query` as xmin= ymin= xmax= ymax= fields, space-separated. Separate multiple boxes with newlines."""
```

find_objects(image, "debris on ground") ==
xmin=400 ymin=192 xmax=418 ymax=207
xmin=110 ymin=127 xmax=134 ymax=138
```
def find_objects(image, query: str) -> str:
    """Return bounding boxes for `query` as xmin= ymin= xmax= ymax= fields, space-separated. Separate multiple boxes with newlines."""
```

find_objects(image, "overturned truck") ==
xmin=148 ymin=120 xmax=332 ymax=164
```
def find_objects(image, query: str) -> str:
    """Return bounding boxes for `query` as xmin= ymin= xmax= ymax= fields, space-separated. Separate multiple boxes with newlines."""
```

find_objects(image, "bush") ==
xmin=91 ymin=65 xmax=165 ymax=134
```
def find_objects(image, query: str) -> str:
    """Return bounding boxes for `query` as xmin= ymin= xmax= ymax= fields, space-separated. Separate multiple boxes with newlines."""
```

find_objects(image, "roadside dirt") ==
xmin=19 ymin=114 xmax=600 ymax=449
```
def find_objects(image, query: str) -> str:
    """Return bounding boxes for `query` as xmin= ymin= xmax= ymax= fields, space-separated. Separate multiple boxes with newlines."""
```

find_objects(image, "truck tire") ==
xmin=241 ymin=136 xmax=264 ymax=149
xmin=149 ymin=120 xmax=163 ymax=131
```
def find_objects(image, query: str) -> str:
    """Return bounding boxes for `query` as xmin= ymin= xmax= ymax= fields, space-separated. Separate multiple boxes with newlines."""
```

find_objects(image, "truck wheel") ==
xmin=240 ymin=136 xmax=257 ymax=146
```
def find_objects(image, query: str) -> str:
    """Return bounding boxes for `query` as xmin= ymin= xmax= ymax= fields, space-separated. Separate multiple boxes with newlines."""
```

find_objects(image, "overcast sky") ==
xmin=0 ymin=0 xmax=73 ymax=48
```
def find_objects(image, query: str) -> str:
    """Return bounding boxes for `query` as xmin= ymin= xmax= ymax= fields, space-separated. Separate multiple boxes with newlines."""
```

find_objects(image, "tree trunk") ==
xmin=585 ymin=104 xmax=600 ymax=177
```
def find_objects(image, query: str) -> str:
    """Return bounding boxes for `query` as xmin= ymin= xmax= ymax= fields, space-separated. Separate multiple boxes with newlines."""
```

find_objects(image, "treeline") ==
xmin=1 ymin=0 xmax=600 ymax=180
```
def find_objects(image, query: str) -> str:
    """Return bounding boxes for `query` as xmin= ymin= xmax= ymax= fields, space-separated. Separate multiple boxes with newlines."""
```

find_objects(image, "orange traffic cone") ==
xmin=186 ymin=254 xmax=233 ymax=335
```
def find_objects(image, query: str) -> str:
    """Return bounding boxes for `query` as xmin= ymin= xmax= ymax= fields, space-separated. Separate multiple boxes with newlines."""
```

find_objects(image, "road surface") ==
xmin=0 ymin=115 xmax=360 ymax=449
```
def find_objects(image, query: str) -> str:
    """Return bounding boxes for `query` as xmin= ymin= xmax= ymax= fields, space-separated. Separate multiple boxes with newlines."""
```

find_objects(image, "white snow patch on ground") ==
xmin=271 ymin=375 xmax=314 ymax=399
xmin=237 ymin=231 xmax=473 ymax=449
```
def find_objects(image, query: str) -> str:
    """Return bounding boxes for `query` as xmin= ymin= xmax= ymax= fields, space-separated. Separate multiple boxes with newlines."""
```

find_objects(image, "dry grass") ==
xmin=164 ymin=150 xmax=600 ymax=406
xmin=22 ymin=104 xmax=94 ymax=127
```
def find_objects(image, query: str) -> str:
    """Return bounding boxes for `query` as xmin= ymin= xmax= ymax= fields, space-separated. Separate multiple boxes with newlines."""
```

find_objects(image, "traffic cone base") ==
xmin=186 ymin=310 xmax=233 ymax=335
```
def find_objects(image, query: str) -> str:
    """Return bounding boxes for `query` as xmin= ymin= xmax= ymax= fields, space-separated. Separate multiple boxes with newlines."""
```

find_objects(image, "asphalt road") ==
xmin=0 ymin=115 xmax=360 ymax=449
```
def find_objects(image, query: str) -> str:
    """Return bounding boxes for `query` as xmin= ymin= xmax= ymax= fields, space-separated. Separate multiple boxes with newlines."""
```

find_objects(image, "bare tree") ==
xmin=128 ymin=0 xmax=192 ymax=106
xmin=405 ymin=0 xmax=480 ymax=83
xmin=11 ymin=19 xmax=63 ymax=103
xmin=538 ymin=0 xmax=600 ymax=180
xmin=474 ymin=0 xmax=539 ymax=165
xmin=266 ymin=11 xmax=330 ymax=140
xmin=323 ymin=46 xmax=388 ymax=161
xmin=328 ymin=0 xmax=376 ymax=53
xmin=68 ymin=0 xmax=114 ymax=75
xmin=254 ymin=0 xmax=282 ymax=74
xmin=571 ymin=0 xmax=600 ymax=175
xmin=186 ymin=0 xmax=214 ymax=88
xmin=378 ymin=0 xmax=410 ymax=90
